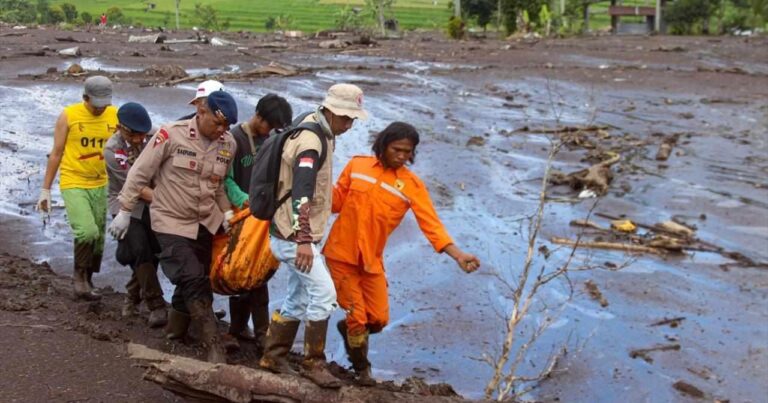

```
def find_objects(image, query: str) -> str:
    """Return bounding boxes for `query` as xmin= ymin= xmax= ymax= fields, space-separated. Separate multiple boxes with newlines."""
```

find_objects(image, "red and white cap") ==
xmin=189 ymin=80 xmax=225 ymax=104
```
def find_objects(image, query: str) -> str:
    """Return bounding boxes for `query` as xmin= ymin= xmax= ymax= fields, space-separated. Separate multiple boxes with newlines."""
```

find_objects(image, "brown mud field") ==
xmin=1 ymin=25 xmax=767 ymax=401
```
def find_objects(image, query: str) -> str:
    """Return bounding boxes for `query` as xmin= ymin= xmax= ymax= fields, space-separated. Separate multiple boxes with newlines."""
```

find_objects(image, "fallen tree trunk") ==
xmin=128 ymin=343 xmax=467 ymax=403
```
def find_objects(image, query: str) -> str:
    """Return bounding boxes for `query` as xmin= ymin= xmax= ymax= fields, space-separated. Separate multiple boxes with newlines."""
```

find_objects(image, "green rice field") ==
xmin=51 ymin=0 xmax=454 ymax=32
xmin=51 ymin=0 xmax=656 ymax=32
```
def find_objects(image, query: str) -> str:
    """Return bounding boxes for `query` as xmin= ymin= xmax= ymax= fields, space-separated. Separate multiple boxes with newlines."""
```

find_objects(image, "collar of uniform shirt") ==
xmin=372 ymin=157 xmax=406 ymax=177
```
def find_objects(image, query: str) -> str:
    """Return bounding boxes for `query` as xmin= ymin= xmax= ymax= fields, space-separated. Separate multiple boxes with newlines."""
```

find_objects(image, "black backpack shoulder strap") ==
xmin=290 ymin=122 xmax=327 ymax=168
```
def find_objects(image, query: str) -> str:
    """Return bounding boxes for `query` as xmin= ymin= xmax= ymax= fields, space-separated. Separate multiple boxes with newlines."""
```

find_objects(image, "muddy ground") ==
xmin=0 ymin=25 xmax=767 ymax=401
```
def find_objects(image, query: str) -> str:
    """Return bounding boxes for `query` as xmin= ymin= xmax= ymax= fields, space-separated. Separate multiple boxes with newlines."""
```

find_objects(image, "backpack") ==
xmin=248 ymin=112 xmax=327 ymax=220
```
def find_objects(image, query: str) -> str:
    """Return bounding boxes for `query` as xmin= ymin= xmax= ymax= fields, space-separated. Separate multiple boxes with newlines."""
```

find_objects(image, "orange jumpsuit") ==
xmin=323 ymin=156 xmax=453 ymax=336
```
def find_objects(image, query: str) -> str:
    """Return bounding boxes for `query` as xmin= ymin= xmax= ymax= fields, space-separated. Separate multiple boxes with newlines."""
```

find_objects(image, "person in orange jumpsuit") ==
xmin=323 ymin=121 xmax=480 ymax=385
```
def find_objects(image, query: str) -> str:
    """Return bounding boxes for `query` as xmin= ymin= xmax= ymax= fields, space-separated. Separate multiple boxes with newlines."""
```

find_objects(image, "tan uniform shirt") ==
xmin=272 ymin=112 xmax=334 ymax=243
xmin=118 ymin=118 xmax=236 ymax=239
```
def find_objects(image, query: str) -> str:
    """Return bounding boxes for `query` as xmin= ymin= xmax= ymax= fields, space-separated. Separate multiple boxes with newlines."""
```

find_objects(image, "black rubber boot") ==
xmin=230 ymin=295 xmax=254 ymax=337
xmin=250 ymin=286 xmax=270 ymax=350
xmin=88 ymin=252 xmax=102 ymax=291
xmin=135 ymin=262 xmax=167 ymax=328
xmin=188 ymin=299 xmax=226 ymax=364
xmin=259 ymin=311 xmax=300 ymax=375
xmin=73 ymin=241 xmax=100 ymax=301
xmin=165 ymin=307 xmax=191 ymax=340
xmin=301 ymin=319 xmax=342 ymax=389
xmin=337 ymin=319 xmax=375 ymax=386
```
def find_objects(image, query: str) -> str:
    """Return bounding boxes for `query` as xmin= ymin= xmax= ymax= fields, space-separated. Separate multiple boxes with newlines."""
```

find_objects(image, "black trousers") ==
xmin=156 ymin=225 xmax=213 ymax=313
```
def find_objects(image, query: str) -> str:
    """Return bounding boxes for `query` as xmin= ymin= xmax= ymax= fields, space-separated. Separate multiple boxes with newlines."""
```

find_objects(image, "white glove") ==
xmin=222 ymin=210 xmax=234 ymax=233
xmin=108 ymin=210 xmax=132 ymax=240
xmin=36 ymin=189 xmax=52 ymax=214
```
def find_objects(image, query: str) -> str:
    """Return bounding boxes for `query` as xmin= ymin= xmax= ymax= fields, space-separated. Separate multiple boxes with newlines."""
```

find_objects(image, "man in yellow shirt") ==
xmin=37 ymin=76 xmax=118 ymax=301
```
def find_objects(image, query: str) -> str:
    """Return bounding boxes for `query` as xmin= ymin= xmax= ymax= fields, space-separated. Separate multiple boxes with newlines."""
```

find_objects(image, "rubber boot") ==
xmin=188 ymin=299 xmax=226 ymax=364
xmin=135 ymin=262 xmax=167 ymax=328
xmin=147 ymin=306 xmax=168 ymax=328
xmin=165 ymin=307 xmax=191 ymax=340
xmin=302 ymin=319 xmax=342 ymax=389
xmin=223 ymin=295 xmax=250 ymax=352
xmin=122 ymin=273 xmax=141 ymax=318
xmin=88 ymin=252 xmax=102 ymax=292
xmin=259 ymin=311 xmax=300 ymax=375
xmin=121 ymin=296 xmax=139 ymax=317
xmin=337 ymin=320 xmax=375 ymax=386
xmin=73 ymin=242 xmax=100 ymax=301
xmin=250 ymin=286 xmax=270 ymax=351
xmin=234 ymin=295 xmax=255 ymax=337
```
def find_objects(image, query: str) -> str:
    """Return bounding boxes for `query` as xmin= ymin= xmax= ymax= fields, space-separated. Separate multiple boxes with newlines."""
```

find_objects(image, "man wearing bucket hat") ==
xmin=111 ymin=91 xmax=238 ymax=363
xmin=104 ymin=102 xmax=168 ymax=328
xmin=179 ymin=80 xmax=225 ymax=121
xmin=37 ymin=75 xmax=118 ymax=301
xmin=258 ymin=83 xmax=367 ymax=388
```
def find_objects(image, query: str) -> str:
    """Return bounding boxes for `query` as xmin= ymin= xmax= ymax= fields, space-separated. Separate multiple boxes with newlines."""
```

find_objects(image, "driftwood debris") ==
xmin=144 ymin=64 xmax=188 ymax=81
xmin=584 ymin=280 xmax=609 ymax=307
xmin=566 ymin=213 xmax=767 ymax=269
xmin=128 ymin=33 xmax=166 ymax=44
xmin=58 ymin=46 xmax=81 ymax=57
xmin=650 ymin=317 xmax=686 ymax=327
xmin=162 ymin=63 xmax=300 ymax=86
xmin=164 ymin=38 xmax=206 ymax=44
xmin=656 ymin=134 xmax=680 ymax=161
xmin=211 ymin=37 xmax=240 ymax=47
xmin=551 ymin=237 xmax=667 ymax=255
xmin=128 ymin=343 xmax=466 ymax=403
xmin=319 ymin=39 xmax=351 ymax=49
xmin=673 ymin=380 xmax=706 ymax=399
xmin=250 ymin=42 xmax=290 ymax=49
xmin=520 ymin=125 xmax=610 ymax=134
xmin=17 ymin=49 xmax=47 ymax=57
xmin=55 ymin=36 xmax=85 ymax=43
xmin=549 ymin=153 xmax=621 ymax=195
xmin=629 ymin=343 xmax=681 ymax=363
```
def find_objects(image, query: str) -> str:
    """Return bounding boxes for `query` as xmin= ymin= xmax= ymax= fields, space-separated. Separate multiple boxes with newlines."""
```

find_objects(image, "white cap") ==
xmin=189 ymin=80 xmax=225 ymax=104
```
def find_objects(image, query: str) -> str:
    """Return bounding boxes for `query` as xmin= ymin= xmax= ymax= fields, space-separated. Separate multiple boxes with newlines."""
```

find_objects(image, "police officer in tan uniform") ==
xmin=258 ymin=84 xmax=368 ymax=388
xmin=109 ymin=91 xmax=238 ymax=363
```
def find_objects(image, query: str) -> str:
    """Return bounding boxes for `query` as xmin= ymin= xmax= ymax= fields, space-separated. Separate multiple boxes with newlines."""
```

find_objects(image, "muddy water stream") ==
xmin=0 ymin=54 xmax=766 ymax=401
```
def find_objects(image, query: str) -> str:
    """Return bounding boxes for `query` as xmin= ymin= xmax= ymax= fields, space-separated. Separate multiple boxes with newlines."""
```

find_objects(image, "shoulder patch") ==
xmin=115 ymin=149 xmax=128 ymax=169
xmin=154 ymin=128 xmax=169 ymax=148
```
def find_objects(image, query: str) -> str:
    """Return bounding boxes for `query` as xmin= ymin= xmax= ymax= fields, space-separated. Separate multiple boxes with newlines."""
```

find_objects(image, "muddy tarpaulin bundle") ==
xmin=210 ymin=208 xmax=278 ymax=295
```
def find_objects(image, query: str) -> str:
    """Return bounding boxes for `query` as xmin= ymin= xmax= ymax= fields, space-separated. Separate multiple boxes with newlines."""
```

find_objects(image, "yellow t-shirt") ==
xmin=59 ymin=102 xmax=118 ymax=189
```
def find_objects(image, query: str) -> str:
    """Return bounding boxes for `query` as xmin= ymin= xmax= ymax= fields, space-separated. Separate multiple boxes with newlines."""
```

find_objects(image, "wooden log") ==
xmin=128 ymin=343 xmax=466 ymax=403
xmin=550 ymin=237 xmax=667 ymax=255
xmin=166 ymin=75 xmax=203 ymax=86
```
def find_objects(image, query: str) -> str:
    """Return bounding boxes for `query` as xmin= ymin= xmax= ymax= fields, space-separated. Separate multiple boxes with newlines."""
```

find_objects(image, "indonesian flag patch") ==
xmin=298 ymin=157 xmax=314 ymax=169
xmin=154 ymin=129 xmax=169 ymax=148
xmin=115 ymin=149 xmax=128 ymax=169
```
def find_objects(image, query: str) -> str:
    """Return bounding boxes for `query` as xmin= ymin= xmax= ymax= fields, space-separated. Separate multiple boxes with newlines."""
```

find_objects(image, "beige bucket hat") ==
xmin=321 ymin=83 xmax=368 ymax=120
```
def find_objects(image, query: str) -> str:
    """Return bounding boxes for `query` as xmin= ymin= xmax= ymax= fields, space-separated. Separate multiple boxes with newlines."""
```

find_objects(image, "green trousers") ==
xmin=61 ymin=186 xmax=107 ymax=258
